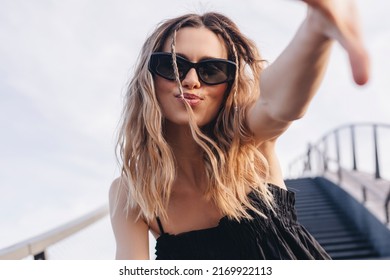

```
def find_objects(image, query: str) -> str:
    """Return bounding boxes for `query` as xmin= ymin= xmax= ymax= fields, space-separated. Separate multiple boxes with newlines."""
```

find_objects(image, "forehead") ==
xmin=162 ymin=27 xmax=228 ymax=60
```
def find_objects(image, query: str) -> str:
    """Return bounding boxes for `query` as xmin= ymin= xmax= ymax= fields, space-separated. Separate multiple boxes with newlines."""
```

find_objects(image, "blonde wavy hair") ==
xmin=117 ymin=12 xmax=273 ymax=223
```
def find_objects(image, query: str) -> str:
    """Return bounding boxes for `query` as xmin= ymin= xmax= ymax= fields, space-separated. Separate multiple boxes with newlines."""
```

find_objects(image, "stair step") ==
xmin=285 ymin=177 xmax=380 ymax=260
xmin=295 ymin=205 xmax=340 ymax=212
xmin=297 ymin=209 xmax=343 ymax=218
xmin=300 ymin=220 xmax=352 ymax=229
xmin=317 ymin=238 xmax=367 ymax=246
xmin=330 ymin=249 xmax=379 ymax=260
xmin=303 ymin=225 xmax=355 ymax=234
xmin=298 ymin=213 xmax=343 ymax=221
xmin=295 ymin=201 xmax=334 ymax=208
xmin=324 ymin=242 xmax=373 ymax=252
xmin=312 ymin=231 xmax=361 ymax=240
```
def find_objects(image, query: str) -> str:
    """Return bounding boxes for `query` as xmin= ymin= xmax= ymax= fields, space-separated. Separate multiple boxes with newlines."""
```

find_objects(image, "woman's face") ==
xmin=154 ymin=27 xmax=229 ymax=127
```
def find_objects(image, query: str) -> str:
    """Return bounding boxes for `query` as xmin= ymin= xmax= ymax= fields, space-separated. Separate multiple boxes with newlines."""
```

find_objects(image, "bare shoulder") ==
xmin=109 ymin=176 xmax=150 ymax=260
xmin=109 ymin=177 xmax=132 ymax=219
xmin=109 ymin=177 xmax=128 ymax=209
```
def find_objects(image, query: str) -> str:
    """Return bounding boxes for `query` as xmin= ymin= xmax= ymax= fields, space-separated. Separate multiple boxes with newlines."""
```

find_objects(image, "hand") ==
xmin=301 ymin=0 xmax=370 ymax=85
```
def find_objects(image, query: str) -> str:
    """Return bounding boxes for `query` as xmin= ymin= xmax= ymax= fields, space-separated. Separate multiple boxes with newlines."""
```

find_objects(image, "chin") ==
xmin=164 ymin=114 xmax=214 ymax=128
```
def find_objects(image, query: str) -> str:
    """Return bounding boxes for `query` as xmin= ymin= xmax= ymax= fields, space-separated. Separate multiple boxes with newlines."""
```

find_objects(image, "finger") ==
xmin=348 ymin=42 xmax=370 ymax=85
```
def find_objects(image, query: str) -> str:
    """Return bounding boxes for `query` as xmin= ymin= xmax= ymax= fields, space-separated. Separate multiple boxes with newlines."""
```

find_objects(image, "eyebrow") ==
xmin=176 ymin=52 xmax=223 ymax=61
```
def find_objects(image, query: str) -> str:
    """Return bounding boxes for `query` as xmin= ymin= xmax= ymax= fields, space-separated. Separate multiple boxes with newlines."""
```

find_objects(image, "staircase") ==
xmin=285 ymin=177 xmax=380 ymax=259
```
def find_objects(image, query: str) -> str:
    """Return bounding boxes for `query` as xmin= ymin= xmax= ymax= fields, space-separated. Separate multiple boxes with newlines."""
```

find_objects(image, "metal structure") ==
xmin=288 ymin=123 xmax=390 ymax=224
xmin=0 ymin=206 xmax=108 ymax=260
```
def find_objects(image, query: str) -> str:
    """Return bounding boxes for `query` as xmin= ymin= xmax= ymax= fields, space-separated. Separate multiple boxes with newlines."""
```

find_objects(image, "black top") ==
xmin=155 ymin=185 xmax=331 ymax=260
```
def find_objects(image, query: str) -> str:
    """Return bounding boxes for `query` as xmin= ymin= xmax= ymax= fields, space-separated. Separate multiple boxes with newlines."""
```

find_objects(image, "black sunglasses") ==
xmin=148 ymin=52 xmax=237 ymax=85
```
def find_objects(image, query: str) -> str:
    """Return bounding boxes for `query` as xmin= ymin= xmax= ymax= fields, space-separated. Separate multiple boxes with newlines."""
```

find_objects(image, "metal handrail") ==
xmin=288 ymin=122 xmax=390 ymax=224
xmin=289 ymin=122 xmax=390 ymax=179
xmin=0 ymin=205 xmax=108 ymax=260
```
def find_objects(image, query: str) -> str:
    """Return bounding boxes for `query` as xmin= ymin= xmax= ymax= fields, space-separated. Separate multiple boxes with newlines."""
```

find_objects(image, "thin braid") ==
xmin=230 ymin=40 xmax=239 ymax=112
xmin=170 ymin=29 xmax=184 ymax=99
xmin=219 ymin=24 xmax=240 ymax=112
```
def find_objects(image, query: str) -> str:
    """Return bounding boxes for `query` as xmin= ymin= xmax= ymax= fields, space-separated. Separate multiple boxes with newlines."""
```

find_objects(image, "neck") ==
xmin=164 ymin=121 xmax=207 ymax=190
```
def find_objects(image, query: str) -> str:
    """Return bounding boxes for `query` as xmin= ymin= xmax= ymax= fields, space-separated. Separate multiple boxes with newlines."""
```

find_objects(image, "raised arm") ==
xmin=247 ymin=0 xmax=370 ymax=142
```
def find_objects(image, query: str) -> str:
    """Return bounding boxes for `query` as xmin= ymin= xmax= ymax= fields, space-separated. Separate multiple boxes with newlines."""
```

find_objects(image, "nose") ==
xmin=181 ymin=68 xmax=201 ymax=89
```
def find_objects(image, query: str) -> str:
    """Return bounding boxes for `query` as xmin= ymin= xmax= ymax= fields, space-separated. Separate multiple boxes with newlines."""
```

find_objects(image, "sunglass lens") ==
xmin=153 ymin=55 xmax=175 ymax=80
xmin=198 ymin=62 xmax=232 ymax=85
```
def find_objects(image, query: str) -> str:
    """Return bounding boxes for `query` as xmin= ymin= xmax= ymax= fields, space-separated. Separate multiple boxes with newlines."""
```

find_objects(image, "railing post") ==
xmin=335 ymin=130 xmax=342 ymax=181
xmin=323 ymin=136 xmax=328 ymax=172
xmin=34 ymin=251 xmax=46 ymax=260
xmin=306 ymin=143 xmax=312 ymax=172
xmin=351 ymin=125 xmax=358 ymax=171
xmin=385 ymin=190 xmax=390 ymax=224
xmin=362 ymin=185 xmax=367 ymax=204
xmin=373 ymin=125 xmax=381 ymax=179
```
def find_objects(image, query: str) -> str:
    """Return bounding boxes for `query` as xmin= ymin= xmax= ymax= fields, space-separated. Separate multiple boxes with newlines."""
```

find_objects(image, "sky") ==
xmin=0 ymin=0 xmax=389 ymax=257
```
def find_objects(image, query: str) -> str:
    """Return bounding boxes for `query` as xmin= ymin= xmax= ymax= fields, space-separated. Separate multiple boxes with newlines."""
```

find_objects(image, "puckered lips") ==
xmin=175 ymin=93 xmax=204 ymax=106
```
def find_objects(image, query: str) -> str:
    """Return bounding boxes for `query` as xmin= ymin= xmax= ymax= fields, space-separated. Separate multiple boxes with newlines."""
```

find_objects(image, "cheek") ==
xmin=153 ymin=77 xmax=180 ymax=121
xmin=154 ymin=77 xmax=176 ymax=100
xmin=211 ymin=84 xmax=229 ymax=104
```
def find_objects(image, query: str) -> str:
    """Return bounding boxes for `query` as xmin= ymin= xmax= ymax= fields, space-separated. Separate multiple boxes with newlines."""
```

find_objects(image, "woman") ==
xmin=109 ymin=0 xmax=369 ymax=259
